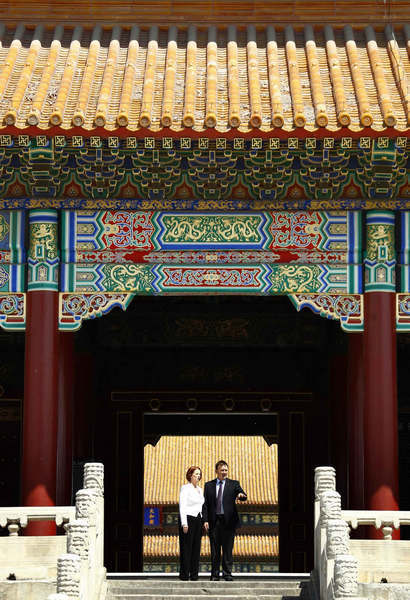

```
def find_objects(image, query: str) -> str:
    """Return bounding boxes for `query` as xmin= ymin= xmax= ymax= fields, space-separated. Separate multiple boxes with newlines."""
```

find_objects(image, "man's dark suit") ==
xmin=203 ymin=478 xmax=247 ymax=578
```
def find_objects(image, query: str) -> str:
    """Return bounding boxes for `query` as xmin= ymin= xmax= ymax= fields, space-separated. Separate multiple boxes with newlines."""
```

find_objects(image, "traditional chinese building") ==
xmin=0 ymin=0 xmax=409 ymax=575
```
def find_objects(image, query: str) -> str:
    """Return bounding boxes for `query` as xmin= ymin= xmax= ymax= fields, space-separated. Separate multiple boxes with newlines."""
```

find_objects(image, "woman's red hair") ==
xmin=186 ymin=466 xmax=202 ymax=482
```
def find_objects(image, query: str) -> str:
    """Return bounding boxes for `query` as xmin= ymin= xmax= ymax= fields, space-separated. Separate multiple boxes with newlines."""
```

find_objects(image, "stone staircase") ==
xmin=107 ymin=576 xmax=313 ymax=600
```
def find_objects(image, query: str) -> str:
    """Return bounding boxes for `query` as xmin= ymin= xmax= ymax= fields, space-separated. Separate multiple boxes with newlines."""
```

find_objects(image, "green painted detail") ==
xmin=270 ymin=265 xmax=322 ymax=293
xmin=0 ymin=212 xmax=9 ymax=241
xmin=102 ymin=264 xmax=154 ymax=293
xmin=160 ymin=214 xmax=264 ymax=244
xmin=364 ymin=210 xmax=395 ymax=293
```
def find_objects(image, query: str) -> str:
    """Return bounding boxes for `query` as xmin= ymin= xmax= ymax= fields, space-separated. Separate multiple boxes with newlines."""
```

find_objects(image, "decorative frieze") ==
xmin=0 ymin=136 xmax=406 ymax=209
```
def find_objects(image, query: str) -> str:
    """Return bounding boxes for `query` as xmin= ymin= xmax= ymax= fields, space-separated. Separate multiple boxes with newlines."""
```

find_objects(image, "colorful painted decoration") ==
xmin=0 ymin=294 xmax=25 ymax=330
xmin=364 ymin=211 xmax=395 ymax=292
xmin=59 ymin=293 xmax=134 ymax=331
xmin=28 ymin=209 xmax=59 ymax=292
xmin=0 ymin=136 xmax=407 ymax=210
xmin=62 ymin=210 xmax=360 ymax=264
xmin=289 ymin=294 xmax=363 ymax=332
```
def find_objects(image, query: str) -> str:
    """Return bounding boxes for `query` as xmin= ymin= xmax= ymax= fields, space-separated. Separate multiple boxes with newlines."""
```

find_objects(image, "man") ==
xmin=203 ymin=460 xmax=247 ymax=581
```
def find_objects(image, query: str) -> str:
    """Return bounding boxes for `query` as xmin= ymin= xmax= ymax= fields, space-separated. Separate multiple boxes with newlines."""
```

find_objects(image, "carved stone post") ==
xmin=75 ymin=489 xmax=98 ymax=522
xmin=334 ymin=555 xmax=359 ymax=598
xmin=83 ymin=463 xmax=104 ymax=567
xmin=320 ymin=491 xmax=342 ymax=526
xmin=83 ymin=462 xmax=104 ymax=495
xmin=56 ymin=553 xmax=81 ymax=599
xmin=326 ymin=519 xmax=350 ymax=559
xmin=67 ymin=519 xmax=89 ymax=559
xmin=320 ymin=490 xmax=342 ymax=600
xmin=314 ymin=467 xmax=336 ymax=574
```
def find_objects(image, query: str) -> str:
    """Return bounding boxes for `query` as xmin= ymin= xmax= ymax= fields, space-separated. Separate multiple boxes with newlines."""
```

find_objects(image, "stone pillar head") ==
xmin=83 ymin=462 xmax=104 ymax=497
xmin=75 ymin=488 xmax=99 ymax=520
xmin=314 ymin=466 xmax=336 ymax=499
xmin=334 ymin=554 xmax=359 ymax=598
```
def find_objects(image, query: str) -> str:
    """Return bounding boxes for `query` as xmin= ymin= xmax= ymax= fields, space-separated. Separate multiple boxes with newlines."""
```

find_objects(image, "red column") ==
xmin=347 ymin=333 xmax=364 ymax=510
xmin=56 ymin=332 xmax=74 ymax=506
xmin=364 ymin=292 xmax=399 ymax=538
xmin=22 ymin=291 xmax=59 ymax=535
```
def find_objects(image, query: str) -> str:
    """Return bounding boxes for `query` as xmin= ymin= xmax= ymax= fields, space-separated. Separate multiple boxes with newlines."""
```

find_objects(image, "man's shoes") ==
xmin=210 ymin=576 xmax=220 ymax=581
xmin=179 ymin=576 xmax=189 ymax=581
xmin=223 ymin=574 xmax=234 ymax=581
xmin=190 ymin=577 xmax=199 ymax=581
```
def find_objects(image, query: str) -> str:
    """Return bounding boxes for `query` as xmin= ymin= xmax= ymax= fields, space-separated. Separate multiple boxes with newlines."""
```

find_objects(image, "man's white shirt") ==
xmin=179 ymin=483 xmax=204 ymax=527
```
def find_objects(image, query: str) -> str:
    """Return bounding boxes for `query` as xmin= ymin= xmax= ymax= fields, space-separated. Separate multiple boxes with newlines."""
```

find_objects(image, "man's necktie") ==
xmin=216 ymin=480 xmax=223 ymax=514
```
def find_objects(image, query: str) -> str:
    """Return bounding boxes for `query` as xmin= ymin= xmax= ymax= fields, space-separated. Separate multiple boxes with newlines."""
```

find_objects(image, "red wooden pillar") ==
xmin=56 ymin=332 xmax=74 ymax=506
xmin=347 ymin=333 xmax=364 ymax=510
xmin=363 ymin=211 xmax=399 ymax=539
xmin=22 ymin=210 xmax=59 ymax=535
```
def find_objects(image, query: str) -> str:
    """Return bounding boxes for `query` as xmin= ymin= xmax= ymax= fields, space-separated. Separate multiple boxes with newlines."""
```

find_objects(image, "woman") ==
xmin=178 ymin=466 xmax=204 ymax=581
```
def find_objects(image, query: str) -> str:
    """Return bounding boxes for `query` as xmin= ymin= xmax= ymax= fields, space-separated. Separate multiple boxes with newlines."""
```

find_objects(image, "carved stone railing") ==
xmin=314 ymin=467 xmax=410 ymax=600
xmin=47 ymin=462 xmax=106 ymax=600
xmin=0 ymin=506 xmax=75 ymax=536
xmin=341 ymin=510 xmax=410 ymax=540
xmin=0 ymin=463 xmax=106 ymax=599
xmin=314 ymin=466 xmax=363 ymax=600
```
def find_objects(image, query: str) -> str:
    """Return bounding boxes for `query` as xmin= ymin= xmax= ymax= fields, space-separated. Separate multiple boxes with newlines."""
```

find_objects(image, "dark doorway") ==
xmin=84 ymin=296 xmax=336 ymax=571
xmin=102 ymin=393 xmax=325 ymax=573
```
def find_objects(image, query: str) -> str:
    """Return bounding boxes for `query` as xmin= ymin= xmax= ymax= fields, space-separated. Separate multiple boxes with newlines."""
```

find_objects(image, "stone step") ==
xmin=107 ymin=596 xmax=302 ymax=600
xmin=108 ymin=586 xmax=303 ymax=596
xmin=106 ymin=577 xmax=312 ymax=600
xmin=108 ymin=579 xmax=306 ymax=588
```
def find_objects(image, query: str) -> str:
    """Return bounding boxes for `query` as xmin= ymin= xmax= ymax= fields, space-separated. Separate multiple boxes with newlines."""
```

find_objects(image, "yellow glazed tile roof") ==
xmin=144 ymin=534 xmax=279 ymax=558
xmin=144 ymin=436 xmax=278 ymax=506
xmin=0 ymin=24 xmax=409 ymax=133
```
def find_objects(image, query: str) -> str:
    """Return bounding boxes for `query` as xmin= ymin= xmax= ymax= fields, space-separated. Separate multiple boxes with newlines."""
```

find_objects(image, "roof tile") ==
xmin=144 ymin=534 xmax=279 ymax=558
xmin=144 ymin=436 xmax=278 ymax=505
xmin=0 ymin=24 xmax=409 ymax=132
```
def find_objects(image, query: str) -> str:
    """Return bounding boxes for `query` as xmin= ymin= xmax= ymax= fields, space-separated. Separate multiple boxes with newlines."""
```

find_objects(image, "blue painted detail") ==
xmin=144 ymin=507 xmax=160 ymax=527
xmin=0 ymin=211 xmax=10 ymax=250
xmin=348 ymin=212 xmax=356 ymax=264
